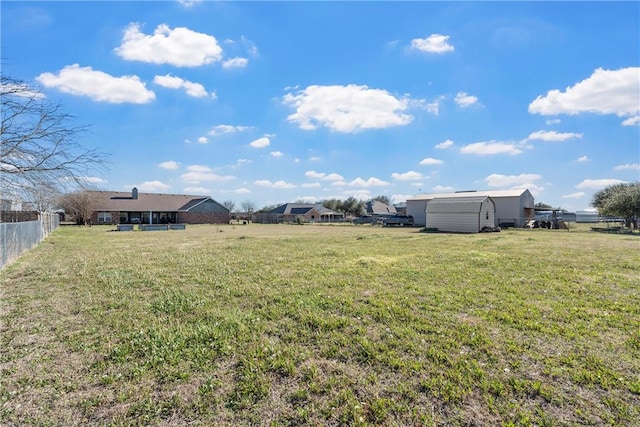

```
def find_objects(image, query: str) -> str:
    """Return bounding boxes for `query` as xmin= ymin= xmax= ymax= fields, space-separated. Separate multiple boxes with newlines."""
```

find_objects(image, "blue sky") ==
xmin=2 ymin=1 xmax=638 ymax=211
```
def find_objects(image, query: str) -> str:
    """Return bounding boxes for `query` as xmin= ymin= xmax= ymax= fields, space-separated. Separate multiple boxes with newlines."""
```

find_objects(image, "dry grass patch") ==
xmin=1 ymin=224 xmax=639 ymax=426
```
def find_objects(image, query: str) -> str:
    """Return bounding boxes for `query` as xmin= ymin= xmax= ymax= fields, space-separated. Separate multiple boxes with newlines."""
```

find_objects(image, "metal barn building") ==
xmin=426 ymin=195 xmax=496 ymax=233
xmin=407 ymin=189 xmax=535 ymax=227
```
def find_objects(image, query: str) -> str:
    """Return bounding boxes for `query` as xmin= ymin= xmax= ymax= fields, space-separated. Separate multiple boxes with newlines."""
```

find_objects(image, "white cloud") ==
xmin=432 ymin=185 xmax=455 ymax=192
xmin=305 ymin=171 xmax=344 ymax=181
xmin=183 ymin=186 xmax=210 ymax=194
xmin=435 ymin=139 xmax=454 ymax=149
xmin=301 ymin=183 xmax=321 ymax=188
xmin=419 ymin=157 xmax=443 ymax=165
xmin=273 ymin=180 xmax=297 ymax=189
xmin=254 ymin=179 xmax=296 ymax=189
xmin=158 ymin=160 xmax=180 ymax=170
xmin=270 ymin=151 xmax=284 ymax=157
xmin=575 ymin=179 xmax=626 ymax=189
xmin=460 ymin=140 xmax=529 ymax=156
xmin=85 ymin=176 xmax=108 ymax=184
xmin=181 ymin=165 xmax=234 ymax=183
xmin=208 ymin=125 xmax=251 ymax=136
xmin=454 ymin=92 xmax=478 ymax=107
xmin=36 ymin=64 xmax=155 ymax=104
xmin=240 ymin=36 xmax=259 ymax=56
xmin=178 ymin=0 xmax=203 ymax=7
xmin=622 ymin=116 xmax=640 ymax=126
xmin=283 ymin=84 xmax=413 ymax=133
xmin=410 ymin=34 xmax=454 ymax=54
xmin=485 ymin=173 xmax=542 ymax=188
xmin=563 ymin=192 xmax=585 ymax=199
xmin=527 ymin=130 xmax=582 ymax=142
xmin=187 ymin=165 xmax=211 ymax=173
xmin=309 ymin=156 xmax=321 ymax=161
xmin=234 ymin=188 xmax=251 ymax=194
xmin=528 ymin=67 xmax=640 ymax=125
xmin=546 ymin=119 xmax=561 ymax=125
xmin=305 ymin=171 xmax=325 ymax=179
xmin=1 ymin=82 xmax=46 ymax=99
xmin=391 ymin=171 xmax=424 ymax=181
xmin=577 ymin=155 xmax=589 ymax=162
xmin=614 ymin=163 xmax=640 ymax=171
xmin=249 ymin=137 xmax=270 ymax=148
xmin=131 ymin=180 xmax=171 ymax=192
xmin=348 ymin=177 xmax=389 ymax=187
xmin=222 ymin=57 xmax=249 ymax=69
xmin=153 ymin=74 xmax=213 ymax=98
xmin=197 ymin=136 xmax=209 ymax=144
xmin=115 ymin=23 xmax=223 ymax=67
xmin=341 ymin=189 xmax=372 ymax=200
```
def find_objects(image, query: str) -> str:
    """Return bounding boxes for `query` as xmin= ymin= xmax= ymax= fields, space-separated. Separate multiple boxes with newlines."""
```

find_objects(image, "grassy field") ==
xmin=1 ymin=223 xmax=638 ymax=426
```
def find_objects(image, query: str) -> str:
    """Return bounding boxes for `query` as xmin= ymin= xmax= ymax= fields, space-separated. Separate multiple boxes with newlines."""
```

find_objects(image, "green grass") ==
xmin=1 ymin=224 xmax=639 ymax=426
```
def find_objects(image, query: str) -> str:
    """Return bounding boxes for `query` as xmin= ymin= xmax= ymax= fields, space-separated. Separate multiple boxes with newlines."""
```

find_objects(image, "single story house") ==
xmin=254 ymin=203 xmax=344 ymax=224
xmin=426 ymin=195 xmax=496 ymax=233
xmin=89 ymin=188 xmax=230 ymax=225
xmin=407 ymin=189 xmax=535 ymax=228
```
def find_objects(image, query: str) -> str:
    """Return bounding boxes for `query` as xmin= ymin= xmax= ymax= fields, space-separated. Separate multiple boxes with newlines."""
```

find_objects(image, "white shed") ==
xmin=425 ymin=195 xmax=496 ymax=233
xmin=407 ymin=189 xmax=535 ymax=227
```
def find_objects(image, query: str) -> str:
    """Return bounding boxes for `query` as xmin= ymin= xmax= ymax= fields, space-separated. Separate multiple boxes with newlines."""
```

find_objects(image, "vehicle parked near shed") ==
xmin=352 ymin=215 xmax=374 ymax=225
xmin=382 ymin=214 xmax=414 ymax=226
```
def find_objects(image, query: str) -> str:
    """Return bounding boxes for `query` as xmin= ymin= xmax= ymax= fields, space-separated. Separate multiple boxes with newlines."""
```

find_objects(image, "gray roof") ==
xmin=268 ymin=203 xmax=343 ymax=216
xmin=366 ymin=200 xmax=397 ymax=215
xmin=89 ymin=190 xmax=224 ymax=212
xmin=408 ymin=189 xmax=531 ymax=201
xmin=426 ymin=195 xmax=494 ymax=213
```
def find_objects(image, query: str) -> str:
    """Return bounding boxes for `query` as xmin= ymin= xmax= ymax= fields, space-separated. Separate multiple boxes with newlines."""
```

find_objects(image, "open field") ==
xmin=1 ymin=224 xmax=639 ymax=426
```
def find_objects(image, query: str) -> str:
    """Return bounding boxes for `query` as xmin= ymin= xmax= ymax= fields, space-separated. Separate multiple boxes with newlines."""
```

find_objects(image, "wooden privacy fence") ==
xmin=1 ymin=212 xmax=60 ymax=269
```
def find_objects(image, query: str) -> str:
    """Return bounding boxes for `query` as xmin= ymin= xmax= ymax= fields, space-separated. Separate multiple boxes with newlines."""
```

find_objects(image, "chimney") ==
xmin=132 ymin=187 xmax=138 ymax=199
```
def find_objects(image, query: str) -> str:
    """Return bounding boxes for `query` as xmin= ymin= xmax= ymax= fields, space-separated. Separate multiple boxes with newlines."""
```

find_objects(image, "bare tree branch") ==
xmin=1 ymin=74 xmax=109 ymax=207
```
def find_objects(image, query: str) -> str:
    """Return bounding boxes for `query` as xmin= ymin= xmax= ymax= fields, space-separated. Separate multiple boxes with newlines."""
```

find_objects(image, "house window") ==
xmin=97 ymin=212 xmax=112 ymax=223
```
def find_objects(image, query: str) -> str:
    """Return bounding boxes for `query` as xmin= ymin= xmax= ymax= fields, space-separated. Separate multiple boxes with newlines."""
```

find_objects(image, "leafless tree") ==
xmin=223 ymin=200 xmax=236 ymax=213
xmin=241 ymin=200 xmax=256 ymax=213
xmin=56 ymin=190 xmax=97 ymax=225
xmin=1 ymin=75 xmax=108 ymax=208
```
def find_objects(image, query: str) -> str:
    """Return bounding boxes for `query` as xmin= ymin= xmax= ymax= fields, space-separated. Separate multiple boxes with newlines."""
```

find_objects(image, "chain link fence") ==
xmin=1 ymin=212 xmax=60 ymax=269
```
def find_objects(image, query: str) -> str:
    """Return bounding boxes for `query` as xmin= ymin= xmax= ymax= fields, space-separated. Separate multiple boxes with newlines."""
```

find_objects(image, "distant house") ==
xmin=407 ymin=189 xmax=535 ymax=228
xmin=89 ymin=188 xmax=230 ymax=225
xmin=254 ymin=203 xmax=344 ymax=224
xmin=366 ymin=200 xmax=397 ymax=217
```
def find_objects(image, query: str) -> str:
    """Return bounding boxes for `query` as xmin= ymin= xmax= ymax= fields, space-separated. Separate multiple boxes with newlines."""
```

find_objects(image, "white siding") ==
xmin=425 ymin=196 xmax=495 ymax=233
xmin=406 ymin=199 xmax=430 ymax=226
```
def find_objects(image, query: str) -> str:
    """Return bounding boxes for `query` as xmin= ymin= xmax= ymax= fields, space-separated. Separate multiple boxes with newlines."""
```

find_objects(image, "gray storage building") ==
xmin=425 ymin=195 xmax=496 ymax=233
xmin=407 ymin=189 xmax=535 ymax=227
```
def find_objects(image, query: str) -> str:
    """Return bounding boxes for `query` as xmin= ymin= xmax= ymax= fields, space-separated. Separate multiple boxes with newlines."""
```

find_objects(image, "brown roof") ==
xmin=90 ymin=190 xmax=212 ymax=212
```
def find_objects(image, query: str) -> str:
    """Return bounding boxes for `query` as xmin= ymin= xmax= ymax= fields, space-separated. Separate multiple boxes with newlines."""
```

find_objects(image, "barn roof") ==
xmin=426 ymin=195 xmax=494 ymax=213
xmin=408 ymin=188 xmax=530 ymax=201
